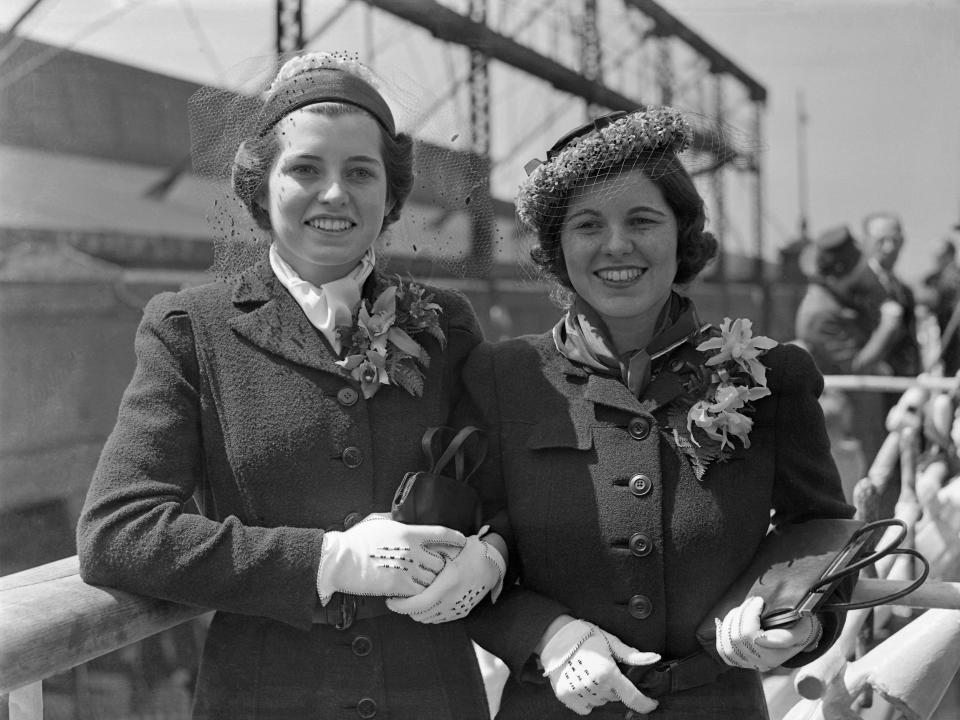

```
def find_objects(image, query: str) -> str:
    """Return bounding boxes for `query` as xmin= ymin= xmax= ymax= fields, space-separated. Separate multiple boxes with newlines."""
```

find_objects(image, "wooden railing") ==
xmin=1 ymin=556 xmax=957 ymax=719
xmin=0 ymin=556 xmax=208 ymax=719
xmin=2 ymin=373 xmax=958 ymax=719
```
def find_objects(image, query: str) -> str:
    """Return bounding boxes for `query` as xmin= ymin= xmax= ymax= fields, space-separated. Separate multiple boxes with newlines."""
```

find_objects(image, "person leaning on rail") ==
xmin=75 ymin=51 xmax=507 ymax=720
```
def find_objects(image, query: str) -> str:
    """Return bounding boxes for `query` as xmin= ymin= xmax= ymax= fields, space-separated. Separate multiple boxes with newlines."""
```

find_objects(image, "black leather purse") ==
xmin=391 ymin=426 xmax=487 ymax=535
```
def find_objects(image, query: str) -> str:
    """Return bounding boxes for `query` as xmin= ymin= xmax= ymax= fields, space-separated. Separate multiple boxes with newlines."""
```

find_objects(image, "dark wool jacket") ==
xmin=76 ymin=259 xmax=490 ymax=720
xmin=462 ymin=323 xmax=854 ymax=719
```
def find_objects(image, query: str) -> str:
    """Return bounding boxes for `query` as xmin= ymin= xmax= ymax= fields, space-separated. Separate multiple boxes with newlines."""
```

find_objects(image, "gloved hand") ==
xmin=715 ymin=596 xmax=823 ymax=672
xmin=539 ymin=619 xmax=660 ymax=716
xmin=385 ymin=527 xmax=506 ymax=623
xmin=316 ymin=513 xmax=466 ymax=604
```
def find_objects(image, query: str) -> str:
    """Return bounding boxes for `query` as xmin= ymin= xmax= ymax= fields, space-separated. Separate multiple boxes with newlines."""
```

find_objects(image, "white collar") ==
xmin=269 ymin=244 xmax=376 ymax=353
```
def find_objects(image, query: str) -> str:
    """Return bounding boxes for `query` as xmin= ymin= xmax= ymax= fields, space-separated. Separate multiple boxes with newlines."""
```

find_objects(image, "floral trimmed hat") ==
xmin=516 ymin=106 xmax=693 ymax=233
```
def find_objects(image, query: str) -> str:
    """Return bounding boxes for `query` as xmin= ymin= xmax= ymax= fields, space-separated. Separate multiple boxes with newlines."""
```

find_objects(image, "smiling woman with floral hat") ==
xmin=450 ymin=107 xmax=855 ymax=718
xmin=75 ymin=52 xmax=507 ymax=719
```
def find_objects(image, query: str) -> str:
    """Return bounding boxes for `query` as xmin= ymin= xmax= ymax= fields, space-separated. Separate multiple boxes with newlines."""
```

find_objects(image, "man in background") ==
xmin=795 ymin=225 xmax=890 ymax=490
xmin=862 ymin=212 xmax=922 ymax=379
xmin=919 ymin=233 xmax=960 ymax=375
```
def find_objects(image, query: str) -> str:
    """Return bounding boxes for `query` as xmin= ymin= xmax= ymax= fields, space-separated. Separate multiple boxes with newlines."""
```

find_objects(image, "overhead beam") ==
xmin=362 ymin=0 xmax=636 ymax=109
xmin=361 ymin=0 xmax=726 ymax=154
xmin=624 ymin=0 xmax=767 ymax=103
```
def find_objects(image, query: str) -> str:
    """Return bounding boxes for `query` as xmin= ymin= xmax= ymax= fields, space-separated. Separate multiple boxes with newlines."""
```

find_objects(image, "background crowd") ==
xmin=794 ymin=214 xmax=960 ymax=502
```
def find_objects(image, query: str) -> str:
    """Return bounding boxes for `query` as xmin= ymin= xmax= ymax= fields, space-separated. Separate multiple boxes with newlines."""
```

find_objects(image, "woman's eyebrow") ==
xmin=628 ymin=205 xmax=668 ymax=217
xmin=284 ymin=153 xmax=382 ymax=166
xmin=566 ymin=208 xmax=601 ymax=221
xmin=346 ymin=154 xmax=384 ymax=165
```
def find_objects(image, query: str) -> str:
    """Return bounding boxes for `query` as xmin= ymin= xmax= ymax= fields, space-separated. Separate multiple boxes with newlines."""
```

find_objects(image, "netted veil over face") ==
xmin=188 ymin=51 xmax=498 ymax=280
xmin=516 ymin=106 xmax=754 ymax=293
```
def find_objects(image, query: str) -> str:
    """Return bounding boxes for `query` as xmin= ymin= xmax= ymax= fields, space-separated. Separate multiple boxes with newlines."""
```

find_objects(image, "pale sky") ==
xmin=1 ymin=0 xmax=958 ymax=284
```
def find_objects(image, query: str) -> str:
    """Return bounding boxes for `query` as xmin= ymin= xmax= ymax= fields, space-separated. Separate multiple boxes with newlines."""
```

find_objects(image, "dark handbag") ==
xmin=391 ymin=426 xmax=487 ymax=534
xmin=696 ymin=518 xmax=929 ymax=649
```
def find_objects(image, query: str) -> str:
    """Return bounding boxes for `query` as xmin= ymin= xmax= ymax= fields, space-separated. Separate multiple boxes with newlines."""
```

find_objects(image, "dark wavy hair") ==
xmin=529 ymin=150 xmax=718 ymax=290
xmin=232 ymin=102 xmax=414 ymax=232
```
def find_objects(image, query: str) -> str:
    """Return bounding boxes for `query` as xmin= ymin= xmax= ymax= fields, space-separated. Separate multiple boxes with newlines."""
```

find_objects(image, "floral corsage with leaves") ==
xmin=667 ymin=317 xmax=778 ymax=479
xmin=335 ymin=278 xmax=445 ymax=399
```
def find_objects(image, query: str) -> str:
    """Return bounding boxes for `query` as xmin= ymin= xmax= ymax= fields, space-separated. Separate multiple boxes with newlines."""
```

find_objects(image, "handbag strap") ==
xmin=420 ymin=426 xmax=488 ymax=485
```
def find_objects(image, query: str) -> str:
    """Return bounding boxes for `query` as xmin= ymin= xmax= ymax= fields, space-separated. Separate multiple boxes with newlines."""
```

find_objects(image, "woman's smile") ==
xmin=594 ymin=265 xmax=647 ymax=284
xmin=305 ymin=215 xmax=357 ymax=233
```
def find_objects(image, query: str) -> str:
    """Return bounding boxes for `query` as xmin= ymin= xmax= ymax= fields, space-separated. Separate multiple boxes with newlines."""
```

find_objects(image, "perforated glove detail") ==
xmin=386 ymin=528 xmax=506 ymax=623
xmin=716 ymin=596 xmax=823 ymax=672
xmin=539 ymin=619 xmax=660 ymax=716
xmin=315 ymin=513 xmax=466 ymax=604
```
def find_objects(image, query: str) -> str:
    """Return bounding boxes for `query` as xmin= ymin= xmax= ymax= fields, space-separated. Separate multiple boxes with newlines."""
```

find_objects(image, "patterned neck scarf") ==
xmin=269 ymin=244 xmax=376 ymax=354
xmin=553 ymin=291 xmax=704 ymax=397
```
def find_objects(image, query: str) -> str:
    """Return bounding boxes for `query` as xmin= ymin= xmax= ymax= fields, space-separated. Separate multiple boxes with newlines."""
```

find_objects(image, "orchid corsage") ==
xmin=669 ymin=317 xmax=777 ymax=479
xmin=335 ymin=278 xmax=445 ymax=399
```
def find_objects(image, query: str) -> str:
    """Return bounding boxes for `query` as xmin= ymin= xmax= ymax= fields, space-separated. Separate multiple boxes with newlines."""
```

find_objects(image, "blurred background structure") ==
xmin=1 ymin=1 xmax=958 ymax=718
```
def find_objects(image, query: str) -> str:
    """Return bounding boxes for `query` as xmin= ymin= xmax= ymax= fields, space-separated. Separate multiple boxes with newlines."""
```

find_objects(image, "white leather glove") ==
xmin=315 ymin=513 xmax=466 ymax=604
xmin=715 ymin=596 xmax=823 ymax=672
xmin=385 ymin=528 xmax=506 ymax=623
xmin=539 ymin=619 xmax=660 ymax=716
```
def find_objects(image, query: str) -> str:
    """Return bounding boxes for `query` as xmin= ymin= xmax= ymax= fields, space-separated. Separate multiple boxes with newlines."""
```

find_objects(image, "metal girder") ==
xmin=276 ymin=0 xmax=304 ymax=54
xmin=467 ymin=0 xmax=494 ymax=276
xmin=580 ymin=0 xmax=603 ymax=118
xmin=360 ymin=0 xmax=730 ymax=157
xmin=622 ymin=0 xmax=767 ymax=103
xmin=361 ymin=0 xmax=633 ymax=108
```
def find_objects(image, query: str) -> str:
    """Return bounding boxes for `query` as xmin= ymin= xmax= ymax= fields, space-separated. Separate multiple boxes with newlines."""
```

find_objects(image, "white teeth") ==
xmin=597 ymin=267 xmax=642 ymax=282
xmin=308 ymin=218 xmax=353 ymax=232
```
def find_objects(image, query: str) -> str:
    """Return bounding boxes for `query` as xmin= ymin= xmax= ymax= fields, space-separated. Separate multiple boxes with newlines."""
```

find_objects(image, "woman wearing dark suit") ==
xmin=457 ymin=108 xmax=854 ymax=718
xmin=76 ymin=52 xmax=505 ymax=719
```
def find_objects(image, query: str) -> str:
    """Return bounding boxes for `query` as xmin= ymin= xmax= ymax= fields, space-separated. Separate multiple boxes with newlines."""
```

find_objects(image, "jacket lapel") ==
xmin=559 ymin=328 xmax=712 ymax=417
xmin=583 ymin=373 xmax=646 ymax=414
xmin=227 ymin=260 xmax=347 ymax=376
xmin=526 ymin=344 xmax=594 ymax=450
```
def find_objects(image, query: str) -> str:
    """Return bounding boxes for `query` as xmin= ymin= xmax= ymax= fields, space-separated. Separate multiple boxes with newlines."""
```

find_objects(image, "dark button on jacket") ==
xmin=357 ymin=697 xmax=377 ymax=718
xmin=628 ymin=532 xmax=653 ymax=557
xmin=342 ymin=446 xmax=363 ymax=468
xmin=627 ymin=416 xmax=651 ymax=440
xmin=337 ymin=387 xmax=360 ymax=407
xmin=628 ymin=473 xmax=651 ymax=496
xmin=352 ymin=635 xmax=373 ymax=657
xmin=628 ymin=594 xmax=653 ymax=619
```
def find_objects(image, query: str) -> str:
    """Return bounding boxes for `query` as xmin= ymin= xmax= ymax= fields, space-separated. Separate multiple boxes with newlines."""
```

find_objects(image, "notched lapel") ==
xmin=227 ymin=261 xmax=346 ymax=376
xmin=583 ymin=373 xmax=644 ymax=415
